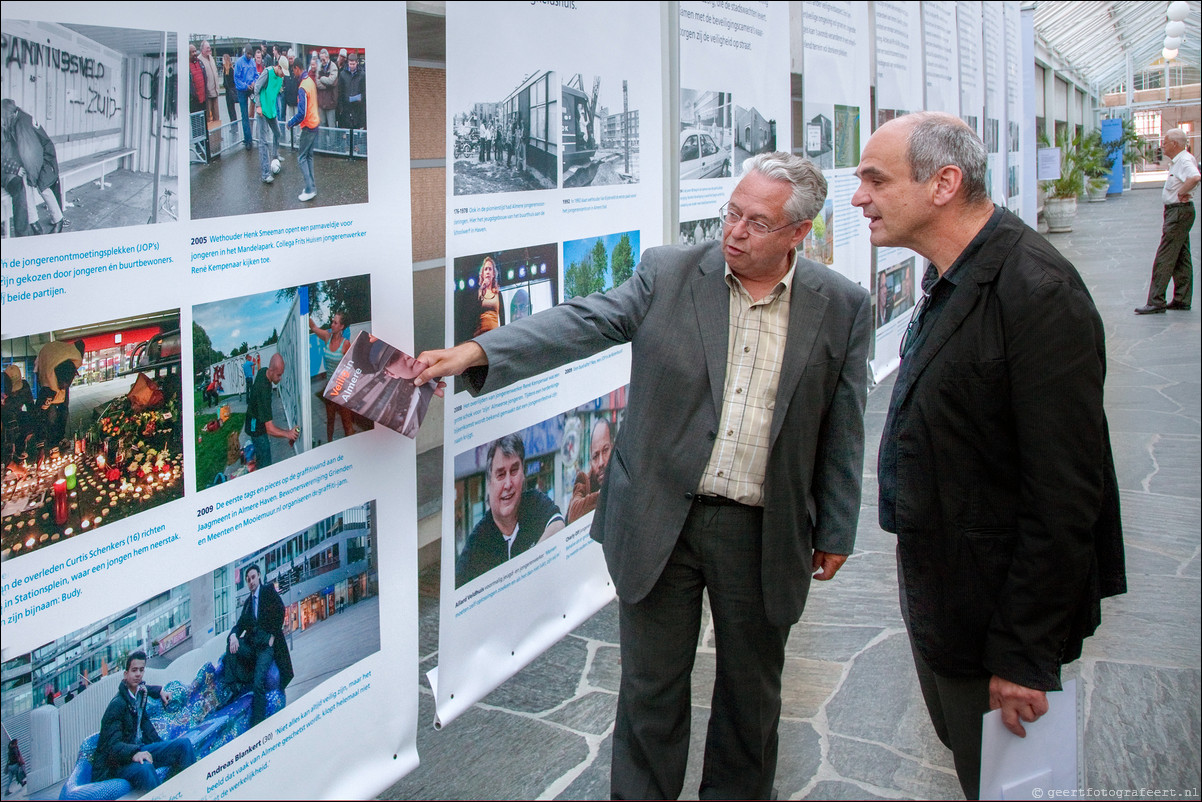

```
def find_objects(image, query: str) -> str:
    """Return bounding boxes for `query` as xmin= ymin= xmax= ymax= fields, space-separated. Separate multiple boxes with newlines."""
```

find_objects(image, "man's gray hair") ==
xmin=741 ymin=152 xmax=828 ymax=223
xmin=1165 ymin=128 xmax=1188 ymax=146
xmin=905 ymin=112 xmax=989 ymax=205
xmin=485 ymin=434 xmax=525 ymax=480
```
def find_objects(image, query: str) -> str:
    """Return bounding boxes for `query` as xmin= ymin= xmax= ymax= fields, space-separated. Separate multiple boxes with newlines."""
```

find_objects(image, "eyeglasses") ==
xmin=898 ymin=292 xmax=930 ymax=359
xmin=719 ymin=204 xmax=799 ymax=237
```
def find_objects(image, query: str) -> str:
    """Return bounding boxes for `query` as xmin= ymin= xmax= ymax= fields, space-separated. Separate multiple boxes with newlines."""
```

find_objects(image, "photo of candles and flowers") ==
xmin=1 ymin=310 xmax=184 ymax=561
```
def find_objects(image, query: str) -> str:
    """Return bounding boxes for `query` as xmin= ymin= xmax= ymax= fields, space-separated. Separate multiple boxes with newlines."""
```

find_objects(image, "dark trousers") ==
xmin=237 ymin=89 xmax=252 ymax=145
xmin=4 ymin=176 xmax=30 ymax=235
xmin=1146 ymin=201 xmax=1195 ymax=308
xmin=612 ymin=501 xmax=788 ymax=800
xmin=114 ymin=737 xmax=196 ymax=791
xmin=899 ymin=567 xmax=990 ymax=800
xmin=228 ymin=636 xmax=275 ymax=726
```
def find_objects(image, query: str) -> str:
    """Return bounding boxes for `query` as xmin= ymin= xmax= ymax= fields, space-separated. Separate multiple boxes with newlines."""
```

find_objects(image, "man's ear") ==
xmin=930 ymin=165 xmax=964 ymax=207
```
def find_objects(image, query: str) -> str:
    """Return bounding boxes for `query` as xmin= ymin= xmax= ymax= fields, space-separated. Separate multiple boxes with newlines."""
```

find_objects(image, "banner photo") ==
xmin=678 ymin=1 xmax=790 ymax=243
xmin=982 ymin=0 xmax=1007 ymax=206
xmin=922 ymin=0 xmax=961 ymax=115
xmin=796 ymin=0 xmax=872 ymax=291
xmin=957 ymin=1 xmax=986 ymax=140
xmin=436 ymin=0 xmax=664 ymax=728
xmin=870 ymin=0 xmax=924 ymax=382
xmin=1 ymin=3 xmax=419 ymax=799
xmin=1004 ymin=0 xmax=1023 ymax=213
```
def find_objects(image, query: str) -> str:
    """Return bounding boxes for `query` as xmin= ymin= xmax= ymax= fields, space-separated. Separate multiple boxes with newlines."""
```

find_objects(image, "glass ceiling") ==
xmin=1032 ymin=0 xmax=1201 ymax=93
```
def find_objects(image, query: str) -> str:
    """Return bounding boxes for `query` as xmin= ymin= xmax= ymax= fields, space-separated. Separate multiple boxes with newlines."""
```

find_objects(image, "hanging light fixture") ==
xmin=1166 ymin=2 xmax=1189 ymax=23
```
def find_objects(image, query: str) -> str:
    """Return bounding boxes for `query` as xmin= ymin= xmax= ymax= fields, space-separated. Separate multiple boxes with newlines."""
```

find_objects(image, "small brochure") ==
xmin=322 ymin=331 xmax=437 ymax=438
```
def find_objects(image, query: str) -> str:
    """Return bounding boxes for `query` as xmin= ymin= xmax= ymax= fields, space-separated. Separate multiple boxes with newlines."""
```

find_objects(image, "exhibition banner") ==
xmin=957 ymin=0 xmax=986 ymax=141
xmin=1004 ymin=0 xmax=1024 ymax=213
xmin=796 ymin=0 xmax=873 ymax=291
xmin=436 ymin=0 xmax=664 ymax=728
xmin=869 ymin=0 xmax=925 ymax=381
xmin=982 ymin=0 xmax=1008 ymax=206
xmin=678 ymin=1 xmax=790 ymax=243
xmin=923 ymin=0 xmax=961 ymax=115
xmin=1 ymin=3 xmax=419 ymax=799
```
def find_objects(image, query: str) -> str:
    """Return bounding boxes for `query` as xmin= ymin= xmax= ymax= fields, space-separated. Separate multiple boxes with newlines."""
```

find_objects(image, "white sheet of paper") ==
xmin=979 ymin=679 xmax=1078 ymax=800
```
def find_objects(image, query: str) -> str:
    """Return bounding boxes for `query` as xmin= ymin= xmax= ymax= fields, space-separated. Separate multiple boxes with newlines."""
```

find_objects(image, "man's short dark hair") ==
xmin=905 ymin=112 xmax=989 ymax=205
xmin=245 ymin=563 xmax=261 ymax=578
xmin=485 ymin=434 xmax=525 ymax=479
xmin=125 ymin=650 xmax=148 ymax=670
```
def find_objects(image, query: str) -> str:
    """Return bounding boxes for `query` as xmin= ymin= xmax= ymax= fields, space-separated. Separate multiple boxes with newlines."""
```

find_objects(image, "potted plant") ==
xmin=1078 ymin=130 xmax=1112 ymax=203
xmin=1039 ymin=130 xmax=1084 ymax=232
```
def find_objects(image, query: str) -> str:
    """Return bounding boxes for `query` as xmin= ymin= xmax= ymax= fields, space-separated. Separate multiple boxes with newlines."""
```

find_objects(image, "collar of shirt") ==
xmin=723 ymin=247 xmax=798 ymax=303
xmin=921 ymin=205 xmax=1005 ymax=296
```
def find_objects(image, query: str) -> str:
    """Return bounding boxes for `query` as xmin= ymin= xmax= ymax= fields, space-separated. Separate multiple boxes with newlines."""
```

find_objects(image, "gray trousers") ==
xmin=1146 ymin=201 xmax=1195 ymax=308
xmin=612 ymin=500 xmax=788 ymax=800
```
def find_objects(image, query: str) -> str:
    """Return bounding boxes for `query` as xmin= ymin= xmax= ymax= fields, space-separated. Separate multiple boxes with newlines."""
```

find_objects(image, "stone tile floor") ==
xmin=381 ymin=186 xmax=1200 ymax=801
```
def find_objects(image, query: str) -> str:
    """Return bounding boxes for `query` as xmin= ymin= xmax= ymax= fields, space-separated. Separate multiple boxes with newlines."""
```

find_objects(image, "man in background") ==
xmin=1135 ymin=127 xmax=1199 ymax=314
xmin=244 ymin=353 xmax=298 ymax=469
xmin=567 ymin=418 xmax=613 ymax=524
xmin=227 ymin=564 xmax=294 ymax=727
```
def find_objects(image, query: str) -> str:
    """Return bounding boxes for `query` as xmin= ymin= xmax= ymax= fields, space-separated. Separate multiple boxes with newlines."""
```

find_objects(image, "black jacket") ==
xmin=882 ymin=208 xmax=1126 ymax=691
xmin=230 ymin=581 xmax=294 ymax=688
xmin=93 ymin=684 xmax=163 ymax=782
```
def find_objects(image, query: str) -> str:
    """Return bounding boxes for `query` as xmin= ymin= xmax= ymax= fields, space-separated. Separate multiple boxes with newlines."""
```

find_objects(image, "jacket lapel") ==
xmin=770 ymin=266 xmax=828 ymax=446
xmin=892 ymin=214 xmax=1021 ymax=406
xmin=693 ymin=246 xmax=731 ymax=417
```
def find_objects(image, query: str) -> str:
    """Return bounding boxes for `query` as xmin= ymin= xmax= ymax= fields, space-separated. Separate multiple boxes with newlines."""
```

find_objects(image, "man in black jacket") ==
xmin=93 ymin=651 xmax=195 ymax=791
xmin=227 ymin=564 xmax=294 ymax=726
xmin=854 ymin=112 xmax=1125 ymax=800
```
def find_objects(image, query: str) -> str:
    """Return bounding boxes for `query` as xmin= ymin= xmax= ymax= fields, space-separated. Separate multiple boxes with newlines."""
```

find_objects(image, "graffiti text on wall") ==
xmin=2 ymin=34 xmax=108 ymax=79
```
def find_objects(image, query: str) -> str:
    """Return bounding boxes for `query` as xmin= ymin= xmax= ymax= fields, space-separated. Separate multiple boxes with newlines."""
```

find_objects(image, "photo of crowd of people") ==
xmin=452 ymin=387 xmax=627 ymax=589
xmin=188 ymin=36 xmax=367 ymax=218
xmin=2 ymin=312 xmax=184 ymax=561
xmin=561 ymin=73 xmax=641 ymax=188
xmin=191 ymin=276 xmax=372 ymax=490
xmin=453 ymin=69 xmax=558 ymax=195
xmin=0 ymin=502 xmax=380 ymax=799
xmin=562 ymin=229 xmax=639 ymax=300
xmin=2 ymin=22 xmax=177 ymax=238
xmin=677 ymin=215 xmax=721 ymax=245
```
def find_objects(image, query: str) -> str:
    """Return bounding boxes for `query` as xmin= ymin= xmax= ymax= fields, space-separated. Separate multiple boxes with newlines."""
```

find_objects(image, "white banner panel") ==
xmin=982 ymin=0 xmax=1008 ymax=206
xmin=870 ymin=0 xmax=924 ymax=382
xmin=437 ymin=0 xmax=665 ymax=728
xmin=1 ymin=2 xmax=418 ymax=799
xmin=678 ymin=1 xmax=790 ymax=241
xmin=797 ymin=0 xmax=873 ymax=291
xmin=1004 ymin=0 xmax=1023 ymax=213
xmin=957 ymin=0 xmax=986 ymax=140
xmin=923 ymin=0 xmax=961 ymax=115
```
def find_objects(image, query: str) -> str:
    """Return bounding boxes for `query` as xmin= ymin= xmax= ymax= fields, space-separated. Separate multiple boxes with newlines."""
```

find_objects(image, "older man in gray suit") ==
xmin=418 ymin=152 xmax=871 ymax=800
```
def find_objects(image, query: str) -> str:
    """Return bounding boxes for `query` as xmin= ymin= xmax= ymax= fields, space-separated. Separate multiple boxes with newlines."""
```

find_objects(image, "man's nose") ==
xmin=850 ymin=183 xmax=867 ymax=207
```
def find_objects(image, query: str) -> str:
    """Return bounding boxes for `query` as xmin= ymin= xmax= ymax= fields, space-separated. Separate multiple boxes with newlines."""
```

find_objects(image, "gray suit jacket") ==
xmin=466 ymin=240 xmax=871 ymax=626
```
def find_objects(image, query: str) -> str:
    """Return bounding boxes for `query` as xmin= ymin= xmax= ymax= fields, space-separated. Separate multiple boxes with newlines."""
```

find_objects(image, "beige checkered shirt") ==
xmin=697 ymin=251 xmax=797 ymax=506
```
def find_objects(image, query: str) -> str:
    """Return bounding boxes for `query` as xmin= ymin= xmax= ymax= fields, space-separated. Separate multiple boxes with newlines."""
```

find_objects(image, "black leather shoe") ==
xmin=1134 ymin=305 xmax=1167 ymax=315
xmin=1166 ymin=301 xmax=1192 ymax=310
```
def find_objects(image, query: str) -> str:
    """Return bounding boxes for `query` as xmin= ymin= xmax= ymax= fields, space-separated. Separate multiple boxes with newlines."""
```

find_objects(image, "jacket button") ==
xmin=684 ymin=492 xmax=694 ymax=500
